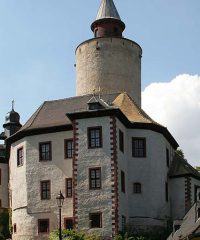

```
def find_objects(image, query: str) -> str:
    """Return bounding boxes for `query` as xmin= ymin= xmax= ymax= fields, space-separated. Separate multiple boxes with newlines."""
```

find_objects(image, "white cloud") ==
xmin=142 ymin=74 xmax=200 ymax=167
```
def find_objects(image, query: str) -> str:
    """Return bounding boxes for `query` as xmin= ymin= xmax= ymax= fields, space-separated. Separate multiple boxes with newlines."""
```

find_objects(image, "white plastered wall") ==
xmin=10 ymin=131 xmax=73 ymax=240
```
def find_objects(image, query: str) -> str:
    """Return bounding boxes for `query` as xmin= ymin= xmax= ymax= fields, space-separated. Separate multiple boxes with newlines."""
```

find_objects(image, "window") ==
xmin=13 ymin=224 xmax=17 ymax=233
xmin=132 ymin=138 xmax=146 ymax=157
xmin=17 ymin=147 xmax=24 ymax=166
xmin=64 ymin=218 xmax=73 ymax=230
xmin=41 ymin=181 xmax=51 ymax=200
xmin=133 ymin=183 xmax=142 ymax=194
xmin=94 ymin=29 xmax=98 ymax=38
xmin=88 ymin=127 xmax=102 ymax=148
xmin=198 ymin=208 xmax=200 ymax=219
xmin=121 ymin=215 xmax=126 ymax=233
xmin=121 ymin=171 xmax=125 ymax=193
xmin=89 ymin=213 xmax=102 ymax=228
xmin=165 ymin=182 xmax=169 ymax=202
xmin=166 ymin=148 xmax=170 ymax=167
xmin=119 ymin=130 xmax=124 ymax=153
xmin=38 ymin=219 xmax=49 ymax=233
xmin=89 ymin=168 xmax=101 ymax=189
xmin=65 ymin=139 xmax=73 ymax=159
xmin=66 ymin=178 xmax=72 ymax=198
xmin=39 ymin=142 xmax=52 ymax=161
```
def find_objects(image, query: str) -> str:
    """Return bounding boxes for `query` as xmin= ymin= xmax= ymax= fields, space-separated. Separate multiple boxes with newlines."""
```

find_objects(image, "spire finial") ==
xmin=12 ymin=100 xmax=15 ymax=111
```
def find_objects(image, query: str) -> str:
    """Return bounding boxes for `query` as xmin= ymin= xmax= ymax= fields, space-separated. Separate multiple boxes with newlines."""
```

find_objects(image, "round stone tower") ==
xmin=76 ymin=0 xmax=142 ymax=106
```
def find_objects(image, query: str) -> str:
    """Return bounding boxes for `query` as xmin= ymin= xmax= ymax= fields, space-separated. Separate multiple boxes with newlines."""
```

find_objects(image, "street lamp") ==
xmin=56 ymin=190 xmax=65 ymax=240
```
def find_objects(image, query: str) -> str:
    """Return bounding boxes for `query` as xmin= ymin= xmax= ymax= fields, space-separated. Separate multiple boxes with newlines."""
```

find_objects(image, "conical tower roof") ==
xmin=96 ymin=0 xmax=121 ymax=21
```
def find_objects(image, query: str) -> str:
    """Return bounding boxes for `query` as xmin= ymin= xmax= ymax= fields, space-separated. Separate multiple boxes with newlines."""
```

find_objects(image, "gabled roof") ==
xmin=112 ymin=93 xmax=160 ymax=124
xmin=96 ymin=0 xmax=121 ymax=21
xmin=169 ymin=153 xmax=200 ymax=180
xmin=6 ymin=92 xmax=178 ymax=149
xmin=167 ymin=202 xmax=200 ymax=240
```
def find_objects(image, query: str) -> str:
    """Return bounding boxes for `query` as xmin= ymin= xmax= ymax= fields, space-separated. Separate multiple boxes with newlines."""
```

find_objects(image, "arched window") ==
xmin=133 ymin=182 xmax=142 ymax=194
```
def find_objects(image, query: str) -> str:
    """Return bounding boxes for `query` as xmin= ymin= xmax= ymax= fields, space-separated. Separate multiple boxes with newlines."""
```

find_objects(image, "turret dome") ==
xmin=5 ymin=109 xmax=20 ymax=125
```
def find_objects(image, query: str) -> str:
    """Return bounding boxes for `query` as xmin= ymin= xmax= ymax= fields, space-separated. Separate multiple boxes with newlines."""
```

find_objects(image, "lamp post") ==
xmin=56 ymin=190 xmax=65 ymax=240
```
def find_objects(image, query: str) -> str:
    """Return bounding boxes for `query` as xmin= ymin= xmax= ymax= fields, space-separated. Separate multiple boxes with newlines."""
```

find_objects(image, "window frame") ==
xmin=39 ymin=141 xmax=52 ymax=161
xmin=40 ymin=180 xmax=51 ymax=200
xmin=133 ymin=182 xmax=142 ymax=194
xmin=66 ymin=178 xmax=73 ymax=198
xmin=132 ymin=137 xmax=146 ymax=158
xmin=17 ymin=147 xmax=24 ymax=167
xmin=121 ymin=215 xmax=126 ymax=233
xmin=166 ymin=148 xmax=170 ymax=167
xmin=38 ymin=219 xmax=49 ymax=233
xmin=89 ymin=212 xmax=102 ymax=228
xmin=13 ymin=223 xmax=17 ymax=233
xmin=119 ymin=129 xmax=124 ymax=153
xmin=88 ymin=127 xmax=102 ymax=149
xmin=121 ymin=170 xmax=125 ymax=193
xmin=64 ymin=218 xmax=74 ymax=230
xmin=89 ymin=167 xmax=101 ymax=190
xmin=64 ymin=139 xmax=74 ymax=159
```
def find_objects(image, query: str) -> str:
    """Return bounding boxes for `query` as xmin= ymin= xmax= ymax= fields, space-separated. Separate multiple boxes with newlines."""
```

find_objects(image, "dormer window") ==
xmin=88 ymin=102 xmax=104 ymax=110
xmin=87 ymin=96 xmax=105 ymax=110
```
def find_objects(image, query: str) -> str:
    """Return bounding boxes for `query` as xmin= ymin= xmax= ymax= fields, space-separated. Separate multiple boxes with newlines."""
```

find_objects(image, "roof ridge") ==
xmin=44 ymin=93 xmax=119 ymax=104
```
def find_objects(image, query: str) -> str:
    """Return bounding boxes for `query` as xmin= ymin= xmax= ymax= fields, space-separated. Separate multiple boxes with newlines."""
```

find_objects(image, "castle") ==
xmin=1 ymin=1 xmax=200 ymax=239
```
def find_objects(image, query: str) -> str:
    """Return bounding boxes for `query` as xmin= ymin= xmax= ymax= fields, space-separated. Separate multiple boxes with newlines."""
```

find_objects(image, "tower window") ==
xmin=17 ymin=147 xmax=24 ymax=167
xmin=89 ymin=168 xmax=101 ymax=189
xmin=65 ymin=139 xmax=73 ymax=159
xmin=133 ymin=182 xmax=142 ymax=194
xmin=119 ymin=129 xmax=124 ymax=153
xmin=66 ymin=178 xmax=73 ymax=198
xmin=89 ymin=213 xmax=102 ymax=228
xmin=132 ymin=138 xmax=146 ymax=157
xmin=41 ymin=180 xmax=51 ymax=200
xmin=38 ymin=219 xmax=49 ymax=233
xmin=121 ymin=171 xmax=125 ymax=193
xmin=88 ymin=127 xmax=102 ymax=148
xmin=39 ymin=142 xmax=52 ymax=161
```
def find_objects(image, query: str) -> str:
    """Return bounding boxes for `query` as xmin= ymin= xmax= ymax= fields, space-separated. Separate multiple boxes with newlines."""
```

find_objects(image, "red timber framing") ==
xmin=72 ymin=120 xmax=79 ymax=228
xmin=110 ymin=116 xmax=119 ymax=235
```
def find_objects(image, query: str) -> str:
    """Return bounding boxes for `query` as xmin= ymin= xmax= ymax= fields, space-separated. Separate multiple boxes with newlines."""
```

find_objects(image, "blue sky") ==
xmin=0 ymin=0 xmax=200 ymax=163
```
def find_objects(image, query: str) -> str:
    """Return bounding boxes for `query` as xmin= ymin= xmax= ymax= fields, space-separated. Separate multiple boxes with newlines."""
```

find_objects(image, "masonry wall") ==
xmin=0 ymin=162 xmax=8 ymax=208
xmin=10 ymin=131 xmax=73 ymax=240
xmin=76 ymin=37 xmax=142 ymax=107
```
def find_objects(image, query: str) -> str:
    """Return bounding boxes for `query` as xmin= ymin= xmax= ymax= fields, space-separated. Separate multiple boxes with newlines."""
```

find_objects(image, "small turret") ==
xmin=91 ymin=0 xmax=125 ymax=38
xmin=3 ymin=101 xmax=22 ymax=138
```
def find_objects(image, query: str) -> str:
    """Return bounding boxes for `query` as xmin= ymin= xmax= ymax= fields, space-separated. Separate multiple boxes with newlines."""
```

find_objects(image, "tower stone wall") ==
xmin=76 ymin=37 xmax=142 ymax=107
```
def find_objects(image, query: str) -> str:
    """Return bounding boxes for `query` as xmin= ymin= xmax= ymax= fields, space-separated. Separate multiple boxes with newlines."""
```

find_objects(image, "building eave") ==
xmin=67 ymin=108 xmax=179 ymax=149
